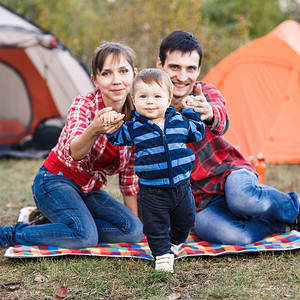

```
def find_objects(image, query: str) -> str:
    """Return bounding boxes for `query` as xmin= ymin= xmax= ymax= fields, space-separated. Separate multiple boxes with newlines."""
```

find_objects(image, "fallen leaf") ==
xmin=53 ymin=286 xmax=68 ymax=299
xmin=167 ymin=292 xmax=181 ymax=300
xmin=0 ymin=280 xmax=23 ymax=290
xmin=4 ymin=285 xmax=21 ymax=291
xmin=34 ymin=274 xmax=46 ymax=282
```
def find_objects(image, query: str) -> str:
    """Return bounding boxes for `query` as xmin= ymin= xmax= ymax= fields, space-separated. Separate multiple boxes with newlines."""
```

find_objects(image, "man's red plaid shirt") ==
xmin=188 ymin=82 xmax=256 ymax=211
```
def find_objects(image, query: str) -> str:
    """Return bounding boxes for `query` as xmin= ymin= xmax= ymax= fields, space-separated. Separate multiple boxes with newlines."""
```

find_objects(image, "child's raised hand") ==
xmin=91 ymin=107 xmax=125 ymax=135
xmin=100 ymin=110 xmax=122 ymax=125
xmin=182 ymin=96 xmax=195 ymax=109
xmin=181 ymin=85 xmax=214 ymax=122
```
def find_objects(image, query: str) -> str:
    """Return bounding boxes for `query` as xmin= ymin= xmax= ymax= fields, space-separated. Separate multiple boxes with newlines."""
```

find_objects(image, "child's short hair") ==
xmin=131 ymin=68 xmax=173 ymax=99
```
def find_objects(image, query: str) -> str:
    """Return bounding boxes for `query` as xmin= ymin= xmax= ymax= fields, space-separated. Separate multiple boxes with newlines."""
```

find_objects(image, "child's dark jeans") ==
xmin=139 ymin=180 xmax=195 ymax=257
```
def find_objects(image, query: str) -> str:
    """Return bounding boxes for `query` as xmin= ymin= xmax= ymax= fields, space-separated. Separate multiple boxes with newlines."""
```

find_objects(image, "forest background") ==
xmin=1 ymin=1 xmax=300 ymax=298
xmin=1 ymin=0 xmax=300 ymax=78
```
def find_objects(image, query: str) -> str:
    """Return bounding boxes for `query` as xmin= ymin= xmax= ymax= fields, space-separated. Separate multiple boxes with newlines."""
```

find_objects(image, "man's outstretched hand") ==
xmin=182 ymin=84 xmax=214 ymax=123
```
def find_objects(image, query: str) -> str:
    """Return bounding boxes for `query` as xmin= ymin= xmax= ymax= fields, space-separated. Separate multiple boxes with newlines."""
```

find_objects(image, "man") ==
xmin=157 ymin=30 xmax=299 ymax=245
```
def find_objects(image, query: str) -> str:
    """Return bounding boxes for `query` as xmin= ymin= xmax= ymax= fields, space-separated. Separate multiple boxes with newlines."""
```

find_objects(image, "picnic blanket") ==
xmin=4 ymin=207 xmax=300 ymax=259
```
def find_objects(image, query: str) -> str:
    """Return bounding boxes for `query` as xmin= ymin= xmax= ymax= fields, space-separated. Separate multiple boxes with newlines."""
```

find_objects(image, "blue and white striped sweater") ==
xmin=107 ymin=105 xmax=205 ymax=187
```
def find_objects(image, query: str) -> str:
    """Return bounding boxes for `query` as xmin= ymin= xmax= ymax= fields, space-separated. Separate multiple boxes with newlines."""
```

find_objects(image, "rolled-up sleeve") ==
xmin=199 ymin=82 xmax=229 ymax=136
xmin=61 ymin=96 xmax=93 ymax=163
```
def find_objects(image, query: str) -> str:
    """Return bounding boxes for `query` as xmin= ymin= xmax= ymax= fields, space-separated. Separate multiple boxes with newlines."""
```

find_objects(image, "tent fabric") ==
xmin=0 ymin=5 xmax=94 ymax=146
xmin=203 ymin=20 xmax=300 ymax=164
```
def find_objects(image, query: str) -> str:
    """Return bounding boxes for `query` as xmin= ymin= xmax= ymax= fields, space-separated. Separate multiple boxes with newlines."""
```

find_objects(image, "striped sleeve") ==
xmin=107 ymin=122 xmax=134 ymax=146
xmin=182 ymin=108 xmax=205 ymax=143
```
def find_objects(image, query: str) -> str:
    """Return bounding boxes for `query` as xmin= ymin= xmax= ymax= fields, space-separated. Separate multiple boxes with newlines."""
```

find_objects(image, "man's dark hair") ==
xmin=159 ymin=30 xmax=203 ymax=67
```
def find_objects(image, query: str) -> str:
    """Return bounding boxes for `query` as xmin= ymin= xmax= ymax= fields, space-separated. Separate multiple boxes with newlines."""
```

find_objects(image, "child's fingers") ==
xmin=101 ymin=111 xmax=119 ymax=124
xmin=112 ymin=113 xmax=125 ymax=123
xmin=97 ymin=107 xmax=113 ymax=117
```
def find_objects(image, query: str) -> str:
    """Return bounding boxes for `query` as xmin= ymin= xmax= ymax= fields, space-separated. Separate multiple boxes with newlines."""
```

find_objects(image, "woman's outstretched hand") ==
xmin=69 ymin=107 xmax=125 ymax=161
xmin=92 ymin=107 xmax=125 ymax=135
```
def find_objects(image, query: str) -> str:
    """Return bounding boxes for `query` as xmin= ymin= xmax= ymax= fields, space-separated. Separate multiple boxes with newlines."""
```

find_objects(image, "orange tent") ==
xmin=203 ymin=20 xmax=300 ymax=164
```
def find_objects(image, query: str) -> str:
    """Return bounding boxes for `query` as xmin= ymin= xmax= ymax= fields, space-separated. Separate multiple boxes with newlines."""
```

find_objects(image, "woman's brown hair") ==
xmin=91 ymin=42 xmax=136 ymax=121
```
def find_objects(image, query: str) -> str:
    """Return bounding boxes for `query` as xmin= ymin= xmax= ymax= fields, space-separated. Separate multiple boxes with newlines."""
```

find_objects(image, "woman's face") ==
xmin=92 ymin=53 xmax=136 ymax=109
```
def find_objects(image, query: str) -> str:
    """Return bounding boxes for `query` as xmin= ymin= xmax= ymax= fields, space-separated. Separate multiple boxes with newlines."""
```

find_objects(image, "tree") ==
xmin=0 ymin=0 xmax=296 ymax=77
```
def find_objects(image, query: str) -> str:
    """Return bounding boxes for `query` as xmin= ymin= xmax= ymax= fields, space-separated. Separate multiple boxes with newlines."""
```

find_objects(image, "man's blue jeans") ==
xmin=0 ymin=166 xmax=143 ymax=248
xmin=194 ymin=168 xmax=299 ymax=245
xmin=139 ymin=180 xmax=195 ymax=257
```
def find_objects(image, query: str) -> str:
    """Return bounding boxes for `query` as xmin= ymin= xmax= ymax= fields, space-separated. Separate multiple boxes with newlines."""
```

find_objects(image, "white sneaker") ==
xmin=155 ymin=253 xmax=174 ymax=272
xmin=171 ymin=243 xmax=183 ymax=255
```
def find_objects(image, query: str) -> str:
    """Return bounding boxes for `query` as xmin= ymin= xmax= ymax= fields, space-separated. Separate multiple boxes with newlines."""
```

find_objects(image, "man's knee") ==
xmin=193 ymin=209 xmax=212 ymax=239
xmin=194 ymin=213 xmax=253 ymax=245
xmin=225 ymin=170 xmax=259 ymax=217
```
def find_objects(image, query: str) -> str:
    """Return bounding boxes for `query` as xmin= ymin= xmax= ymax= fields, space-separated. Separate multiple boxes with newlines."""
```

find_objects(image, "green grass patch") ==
xmin=0 ymin=159 xmax=300 ymax=299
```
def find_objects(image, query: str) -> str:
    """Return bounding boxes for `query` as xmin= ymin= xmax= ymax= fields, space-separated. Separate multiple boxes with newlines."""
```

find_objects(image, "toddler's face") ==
xmin=133 ymin=81 xmax=171 ymax=124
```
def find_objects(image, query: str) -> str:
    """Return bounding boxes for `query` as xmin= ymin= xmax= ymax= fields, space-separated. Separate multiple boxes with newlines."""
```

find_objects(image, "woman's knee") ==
xmin=125 ymin=218 xmax=144 ymax=243
xmin=71 ymin=227 xmax=99 ymax=248
xmin=79 ymin=235 xmax=98 ymax=248
xmin=64 ymin=217 xmax=98 ymax=248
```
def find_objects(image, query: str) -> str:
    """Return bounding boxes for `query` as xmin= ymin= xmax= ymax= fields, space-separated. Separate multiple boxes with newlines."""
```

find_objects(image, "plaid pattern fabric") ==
xmin=45 ymin=90 xmax=138 ymax=195
xmin=4 ymin=207 xmax=300 ymax=259
xmin=188 ymin=82 xmax=256 ymax=210
xmin=5 ymin=231 xmax=300 ymax=260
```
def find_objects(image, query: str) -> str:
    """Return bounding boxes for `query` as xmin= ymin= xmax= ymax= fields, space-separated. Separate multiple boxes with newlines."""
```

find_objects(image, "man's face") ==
xmin=157 ymin=50 xmax=201 ymax=105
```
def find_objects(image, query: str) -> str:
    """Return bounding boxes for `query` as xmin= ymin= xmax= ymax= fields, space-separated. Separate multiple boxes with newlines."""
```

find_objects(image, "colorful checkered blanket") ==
xmin=4 ymin=207 xmax=300 ymax=259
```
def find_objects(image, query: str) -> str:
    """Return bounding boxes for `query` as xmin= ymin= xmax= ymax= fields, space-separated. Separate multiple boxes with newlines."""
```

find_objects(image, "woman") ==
xmin=0 ymin=42 xmax=143 ymax=249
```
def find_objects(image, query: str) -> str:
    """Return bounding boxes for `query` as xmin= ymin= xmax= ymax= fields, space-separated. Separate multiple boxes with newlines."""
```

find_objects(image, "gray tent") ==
xmin=0 ymin=5 xmax=94 ymax=157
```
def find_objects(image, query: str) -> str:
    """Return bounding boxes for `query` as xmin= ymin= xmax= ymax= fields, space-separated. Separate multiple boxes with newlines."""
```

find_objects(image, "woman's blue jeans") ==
xmin=0 ymin=166 xmax=143 ymax=248
xmin=194 ymin=168 xmax=299 ymax=245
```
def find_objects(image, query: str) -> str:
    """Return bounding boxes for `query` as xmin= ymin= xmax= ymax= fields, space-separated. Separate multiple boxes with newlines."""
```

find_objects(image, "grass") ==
xmin=0 ymin=158 xmax=300 ymax=299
